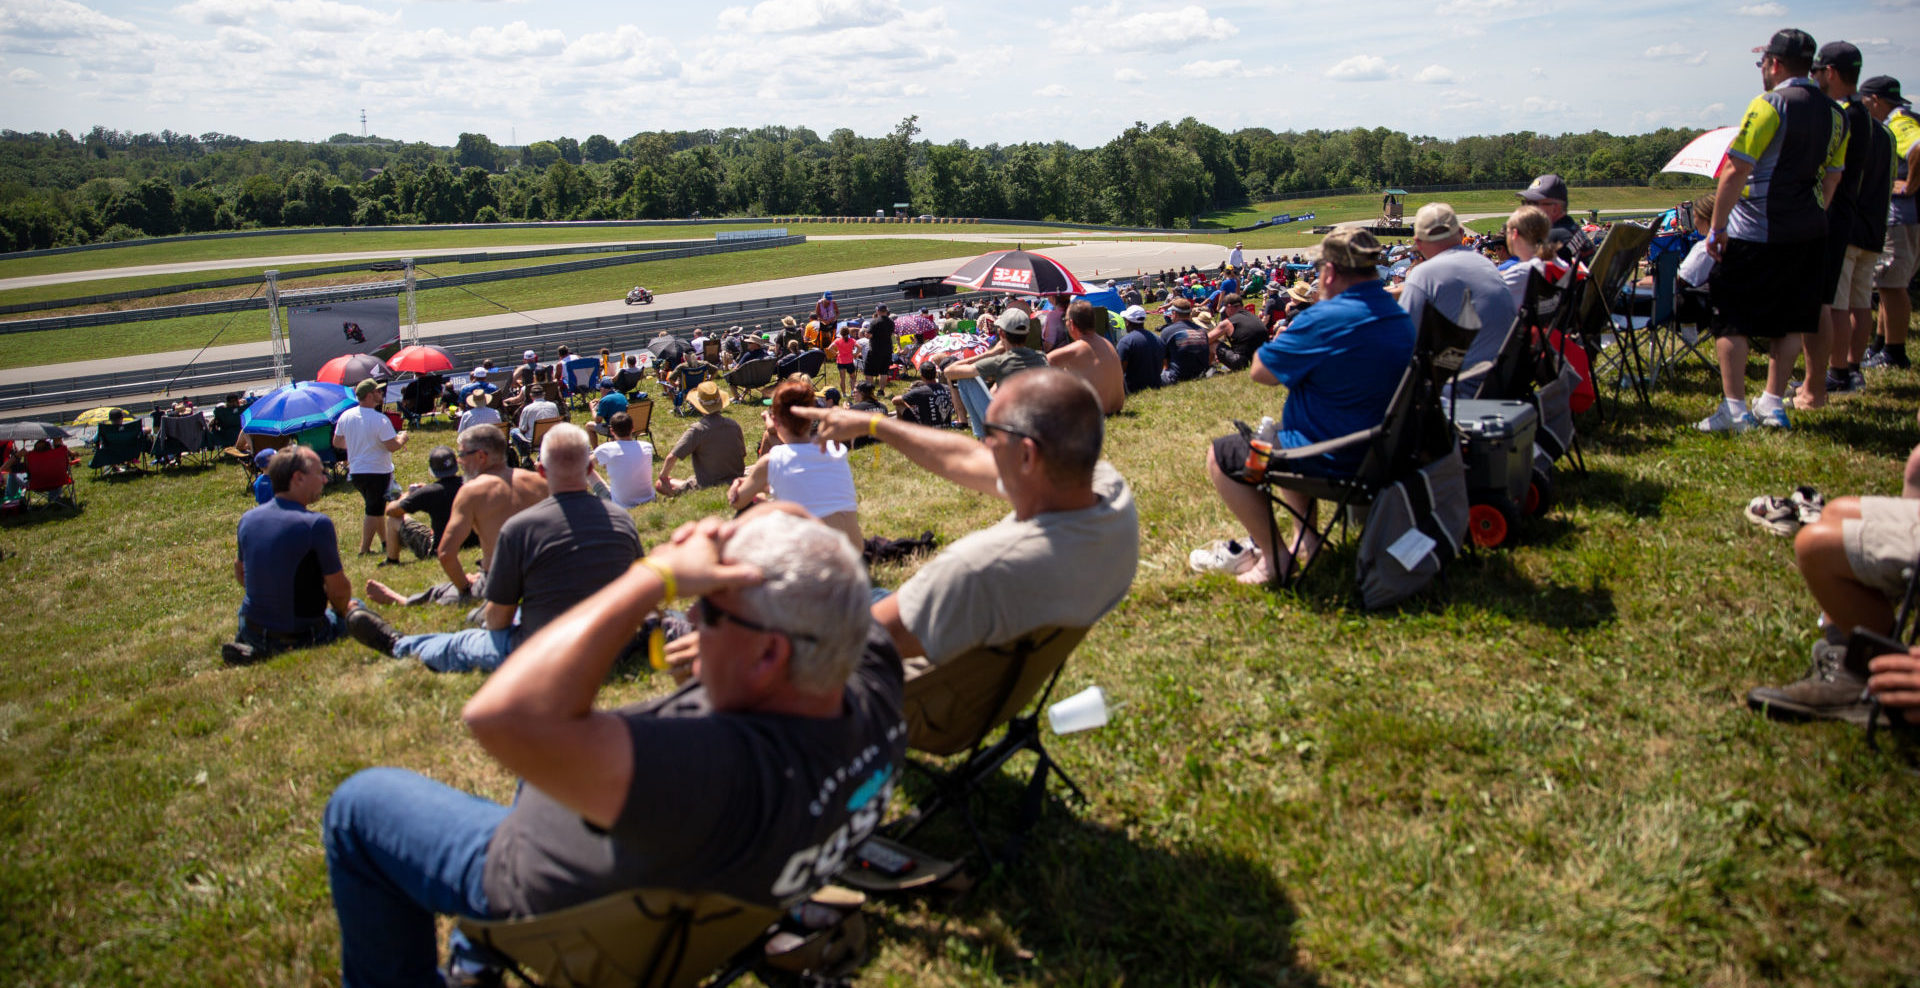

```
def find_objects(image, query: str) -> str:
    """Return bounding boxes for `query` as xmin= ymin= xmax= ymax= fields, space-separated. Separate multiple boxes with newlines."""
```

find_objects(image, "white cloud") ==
xmin=1178 ymin=59 xmax=1272 ymax=80
xmin=1436 ymin=0 xmax=1516 ymax=14
xmin=1412 ymin=64 xmax=1455 ymax=84
xmin=715 ymin=0 xmax=904 ymax=34
xmin=1114 ymin=67 xmax=1145 ymax=83
xmin=0 ymin=0 xmax=136 ymax=38
xmin=1735 ymin=2 xmax=1785 ymax=14
xmin=562 ymin=24 xmax=673 ymax=72
xmin=215 ymin=25 xmax=273 ymax=51
xmin=173 ymin=0 xmax=269 ymax=25
xmin=8 ymin=67 xmax=46 ymax=87
xmin=464 ymin=21 xmax=566 ymax=57
xmin=274 ymin=0 xmax=399 ymax=31
xmin=1035 ymin=83 xmax=1070 ymax=98
xmin=1521 ymin=96 xmax=1568 ymax=113
xmin=1047 ymin=3 xmax=1236 ymax=54
xmin=1326 ymin=54 xmax=1393 ymax=82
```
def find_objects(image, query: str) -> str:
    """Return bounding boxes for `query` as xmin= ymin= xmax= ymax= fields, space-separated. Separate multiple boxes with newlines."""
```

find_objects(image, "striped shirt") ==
xmin=1725 ymin=77 xmax=1847 ymax=243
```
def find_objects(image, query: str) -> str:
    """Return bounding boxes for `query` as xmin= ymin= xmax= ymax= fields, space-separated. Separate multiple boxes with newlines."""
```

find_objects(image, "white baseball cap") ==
xmin=1121 ymin=305 xmax=1148 ymax=324
xmin=523 ymin=349 xmax=537 ymax=360
xmin=471 ymin=367 xmax=489 ymax=378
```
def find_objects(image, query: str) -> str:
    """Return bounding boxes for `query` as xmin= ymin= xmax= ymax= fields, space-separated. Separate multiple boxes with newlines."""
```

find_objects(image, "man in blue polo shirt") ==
xmin=225 ymin=446 xmax=356 ymax=665
xmin=1196 ymin=228 xmax=1415 ymax=583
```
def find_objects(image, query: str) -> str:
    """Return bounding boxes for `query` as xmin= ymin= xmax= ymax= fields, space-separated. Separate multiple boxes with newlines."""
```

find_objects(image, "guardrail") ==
xmin=0 ymin=235 xmax=806 ymax=335
xmin=0 ymin=280 xmax=982 ymax=416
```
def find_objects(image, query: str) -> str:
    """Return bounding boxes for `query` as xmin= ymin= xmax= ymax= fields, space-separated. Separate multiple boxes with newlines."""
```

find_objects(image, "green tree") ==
xmin=455 ymin=132 xmax=501 ymax=171
xmin=582 ymin=134 xmax=618 ymax=164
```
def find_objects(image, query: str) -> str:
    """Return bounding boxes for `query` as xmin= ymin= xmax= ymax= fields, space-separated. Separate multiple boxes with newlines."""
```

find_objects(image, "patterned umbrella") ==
xmin=912 ymin=332 xmax=997 ymax=367
xmin=72 ymin=406 xmax=132 ymax=426
xmin=316 ymin=353 xmax=393 ymax=386
xmin=893 ymin=313 xmax=938 ymax=340
xmin=386 ymin=344 xmax=456 ymax=374
xmin=943 ymin=249 xmax=1087 ymax=295
xmin=240 ymin=382 xmax=355 ymax=436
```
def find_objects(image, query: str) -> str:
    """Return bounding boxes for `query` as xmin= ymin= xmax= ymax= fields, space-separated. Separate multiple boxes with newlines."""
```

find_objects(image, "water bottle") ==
xmin=1242 ymin=416 xmax=1277 ymax=481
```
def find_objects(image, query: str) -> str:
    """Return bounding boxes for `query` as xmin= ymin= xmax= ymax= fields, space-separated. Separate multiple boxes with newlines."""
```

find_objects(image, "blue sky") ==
xmin=0 ymin=0 xmax=1913 ymax=147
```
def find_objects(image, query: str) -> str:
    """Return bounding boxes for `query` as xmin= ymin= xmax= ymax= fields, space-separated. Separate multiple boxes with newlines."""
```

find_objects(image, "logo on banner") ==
xmin=989 ymin=266 xmax=1032 ymax=289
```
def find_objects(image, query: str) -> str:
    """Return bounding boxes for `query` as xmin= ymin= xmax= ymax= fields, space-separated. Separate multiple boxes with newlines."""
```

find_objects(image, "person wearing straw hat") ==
xmin=458 ymin=388 xmax=500 ymax=433
xmin=655 ymin=380 xmax=746 ymax=497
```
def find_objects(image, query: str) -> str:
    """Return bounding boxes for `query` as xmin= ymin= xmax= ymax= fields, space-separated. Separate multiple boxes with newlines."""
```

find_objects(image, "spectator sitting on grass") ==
xmin=655 ymin=381 xmax=746 ymax=497
xmin=223 ymin=447 xmax=360 ymax=666
xmin=945 ymin=308 xmax=1046 ymax=440
xmin=588 ymin=410 xmax=655 ymax=509
xmin=1116 ymin=305 xmax=1165 ymax=394
xmin=1047 ymin=299 xmax=1125 ymax=415
xmin=457 ymin=389 xmax=500 ymax=434
xmin=322 ymin=509 xmax=902 ymax=988
xmin=1400 ymin=202 xmax=1518 ymax=399
xmin=377 ymin=444 xmax=480 ymax=567
xmin=729 ymin=378 xmax=864 ymax=550
xmin=893 ymin=359 xmax=956 ymax=428
xmin=591 ymin=380 xmax=628 ymax=438
xmin=1158 ymin=297 xmax=1211 ymax=384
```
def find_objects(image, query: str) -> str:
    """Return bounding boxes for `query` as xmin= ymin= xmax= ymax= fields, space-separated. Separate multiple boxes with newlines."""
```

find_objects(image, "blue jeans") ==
xmin=324 ymin=767 xmax=508 ymax=988
xmin=394 ymin=627 xmax=513 ymax=673
xmin=951 ymin=377 xmax=991 ymax=439
xmin=236 ymin=604 xmax=353 ymax=656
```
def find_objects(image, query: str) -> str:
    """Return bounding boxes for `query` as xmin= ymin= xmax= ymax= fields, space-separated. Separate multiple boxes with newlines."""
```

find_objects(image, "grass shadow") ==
xmin=2 ymin=503 xmax=85 ymax=527
xmin=1273 ymin=537 xmax=1616 ymax=630
xmin=875 ymin=767 xmax=1319 ymax=987
xmin=1555 ymin=465 xmax=1670 ymax=518
xmin=1795 ymin=413 xmax=1920 ymax=462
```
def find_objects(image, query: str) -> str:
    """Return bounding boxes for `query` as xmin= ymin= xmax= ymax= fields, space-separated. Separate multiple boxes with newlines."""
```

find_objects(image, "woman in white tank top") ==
xmin=729 ymin=377 xmax=864 ymax=548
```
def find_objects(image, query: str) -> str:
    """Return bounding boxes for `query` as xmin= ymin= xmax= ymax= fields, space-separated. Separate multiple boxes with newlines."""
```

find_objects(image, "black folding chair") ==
xmin=1575 ymin=221 xmax=1656 ymax=412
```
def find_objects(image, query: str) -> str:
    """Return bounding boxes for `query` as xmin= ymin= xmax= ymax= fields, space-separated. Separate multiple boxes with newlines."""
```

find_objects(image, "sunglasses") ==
xmin=692 ymin=596 xmax=816 ymax=643
xmin=982 ymin=421 xmax=1043 ymax=445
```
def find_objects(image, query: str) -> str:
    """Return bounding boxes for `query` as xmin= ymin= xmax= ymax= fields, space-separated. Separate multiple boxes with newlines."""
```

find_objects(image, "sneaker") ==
xmin=1848 ymin=369 xmax=1867 ymax=393
xmin=1863 ymin=350 xmax=1911 ymax=370
xmin=1189 ymin=538 xmax=1258 ymax=575
xmin=347 ymin=607 xmax=401 ymax=657
xmin=1789 ymin=486 xmax=1824 ymax=524
xmin=1695 ymin=406 xmax=1758 ymax=433
xmin=220 ymin=641 xmax=260 ymax=666
xmin=377 ymin=556 xmax=405 ymax=567
xmin=1824 ymin=370 xmax=1852 ymax=394
xmin=1747 ymin=639 xmax=1872 ymax=725
xmin=1744 ymin=495 xmax=1800 ymax=537
xmin=1754 ymin=405 xmax=1791 ymax=429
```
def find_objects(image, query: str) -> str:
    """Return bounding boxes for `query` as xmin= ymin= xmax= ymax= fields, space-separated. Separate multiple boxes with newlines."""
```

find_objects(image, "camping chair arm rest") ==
xmin=1265 ymin=425 xmax=1382 ymax=463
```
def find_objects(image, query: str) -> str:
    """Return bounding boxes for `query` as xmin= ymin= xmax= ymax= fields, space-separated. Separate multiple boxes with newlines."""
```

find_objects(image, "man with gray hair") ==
xmin=348 ymin=424 xmax=640 ymax=673
xmin=323 ymin=508 xmax=906 ymax=987
xmin=1399 ymin=202 xmax=1518 ymax=397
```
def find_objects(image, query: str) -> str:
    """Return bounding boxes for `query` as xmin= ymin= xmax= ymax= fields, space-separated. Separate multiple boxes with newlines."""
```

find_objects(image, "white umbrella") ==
xmin=1661 ymin=127 xmax=1736 ymax=179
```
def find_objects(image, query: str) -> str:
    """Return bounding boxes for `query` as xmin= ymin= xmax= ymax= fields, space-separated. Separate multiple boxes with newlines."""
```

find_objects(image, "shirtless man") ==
xmin=1047 ymin=299 xmax=1125 ymax=415
xmin=364 ymin=424 xmax=547 ymax=607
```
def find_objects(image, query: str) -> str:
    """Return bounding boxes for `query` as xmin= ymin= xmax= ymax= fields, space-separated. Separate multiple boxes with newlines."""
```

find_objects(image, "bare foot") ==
xmin=1793 ymin=393 xmax=1826 ymax=410
xmin=364 ymin=579 xmax=405 ymax=605
xmin=1235 ymin=549 xmax=1273 ymax=585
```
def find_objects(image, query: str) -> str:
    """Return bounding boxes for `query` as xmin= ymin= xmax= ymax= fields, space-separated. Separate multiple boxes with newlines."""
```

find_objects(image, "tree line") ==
xmin=0 ymin=119 xmax=1707 ymax=252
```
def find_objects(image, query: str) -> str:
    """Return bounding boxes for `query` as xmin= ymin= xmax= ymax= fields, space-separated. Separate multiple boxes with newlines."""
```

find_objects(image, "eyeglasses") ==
xmin=455 ymin=448 xmax=481 ymax=458
xmin=692 ymin=596 xmax=816 ymax=642
xmin=982 ymin=420 xmax=1043 ymax=445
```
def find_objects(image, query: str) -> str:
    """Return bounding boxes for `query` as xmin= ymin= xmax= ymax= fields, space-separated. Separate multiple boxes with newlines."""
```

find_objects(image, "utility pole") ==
xmin=359 ymin=108 xmax=366 ymax=137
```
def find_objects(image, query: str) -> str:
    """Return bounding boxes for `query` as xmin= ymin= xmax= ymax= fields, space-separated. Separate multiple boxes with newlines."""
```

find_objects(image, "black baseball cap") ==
xmin=1862 ymin=76 xmax=1911 ymax=106
xmin=1518 ymin=173 xmax=1569 ymax=204
xmin=1753 ymin=29 xmax=1816 ymax=61
xmin=1813 ymin=41 xmax=1861 ymax=73
xmin=427 ymin=445 xmax=459 ymax=478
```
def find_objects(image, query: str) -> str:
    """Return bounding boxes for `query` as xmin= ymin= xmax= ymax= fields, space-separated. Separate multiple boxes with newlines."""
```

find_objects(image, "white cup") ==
xmin=1048 ymin=686 xmax=1109 ymax=735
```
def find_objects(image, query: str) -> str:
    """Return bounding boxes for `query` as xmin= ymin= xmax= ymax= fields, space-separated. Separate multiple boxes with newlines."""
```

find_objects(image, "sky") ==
xmin=0 ymin=0 xmax=1914 ymax=149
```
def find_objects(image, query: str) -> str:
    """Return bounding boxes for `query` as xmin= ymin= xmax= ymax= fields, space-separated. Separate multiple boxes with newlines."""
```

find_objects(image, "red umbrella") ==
xmin=386 ymin=344 xmax=456 ymax=374
xmin=316 ymin=353 xmax=393 ymax=386
xmin=943 ymin=249 xmax=1087 ymax=295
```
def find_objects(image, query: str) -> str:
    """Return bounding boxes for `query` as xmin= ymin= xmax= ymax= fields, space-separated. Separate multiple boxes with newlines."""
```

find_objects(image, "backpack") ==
xmin=1355 ymin=451 xmax=1468 ymax=609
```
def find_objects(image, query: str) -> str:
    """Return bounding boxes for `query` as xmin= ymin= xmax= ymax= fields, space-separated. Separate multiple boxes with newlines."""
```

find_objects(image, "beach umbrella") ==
xmin=944 ymin=249 xmax=1087 ymax=295
xmin=0 ymin=421 xmax=71 ymax=442
xmin=386 ymin=344 xmax=456 ymax=374
xmin=912 ymin=332 xmax=997 ymax=367
xmin=316 ymin=353 xmax=393 ymax=387
xmin=72 ymin=407 xmax=132 ymax=426
xmin=1660 ymin=126 xmax=1736 ymax=179
xmin=240 ymin=381 xmax=355 ymax=436
xmin=893 ymin=313 xmax=938 ymax=339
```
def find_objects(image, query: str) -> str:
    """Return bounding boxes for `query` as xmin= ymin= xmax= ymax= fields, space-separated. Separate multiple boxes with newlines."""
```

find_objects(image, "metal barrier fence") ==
xmin=0 ymin=281 xmax=984 ymax=416
xmin=0 ymin=235 xmax=805 ymax=335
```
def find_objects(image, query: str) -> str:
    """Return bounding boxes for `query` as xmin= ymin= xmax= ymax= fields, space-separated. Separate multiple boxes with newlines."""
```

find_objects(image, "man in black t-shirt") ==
xmin=893 ymin=360 xmax=955 ymax=428
xmin=1158 ymin=297 xmax=1211 ymax=383
xmin=376 ymin=445 xmax=477 ymax=565
xmin=1212 ymin=293 xmax=1269 ymax=372
xmin=322 ymin=508 xmax=904 ymax=988
xmin=864 ymin=304 xmax=895 ymax=388
xmin=347 ymin=425 xmax=641 ymax=673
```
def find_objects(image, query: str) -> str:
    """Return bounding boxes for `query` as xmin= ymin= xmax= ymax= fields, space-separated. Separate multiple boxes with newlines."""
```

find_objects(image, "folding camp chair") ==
xmin=724 ymin=357 xmax=778 ymax=402
xmin=456 ymin=889 xmax=781 ymax=988
xmin=669 ymin=365 xmax=713 ymax=416
xmin=852 ymin=626 xmax=1090 ymax=873
xmin=398 ymin=374 xmax=445 ymax=427
xmin=792 ymin=349 xmax=826 ymax=382
xmin=294 ymin=425 xmax=348 ymax=481
xmin=24 ymin=448 xmax=78 ymax=509
xmin=236 ymin=434 xmax=293 ymax=492
xmin=563 ymin=357 xmax=603 ymax=411
xmin=526 ymin=416 xmax=565 ymax=463
xmin=209 ymin=405 xmax=245 ymax=451
xmin=1575 ymin=221 xmax=1656 ymax=411
xmin=89 ymin=422 xmax=147 ymax=476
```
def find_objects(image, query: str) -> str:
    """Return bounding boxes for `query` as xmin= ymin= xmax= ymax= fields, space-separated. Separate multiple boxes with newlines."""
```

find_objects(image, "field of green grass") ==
xmin=1190 ymin=188 xmax=1702 ymax=251
xmin=0 ymin=239 xmax=1013 ymax=370
xmin=4 ymin=349 xmax=1919 ymax=985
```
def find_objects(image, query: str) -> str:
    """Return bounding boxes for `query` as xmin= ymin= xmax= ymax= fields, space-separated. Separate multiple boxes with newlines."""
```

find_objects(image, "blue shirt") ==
xmin=252 ymin=473 xmax=273 ymax=505
xmin=1115 ymin=325 xmax=1165 ymax=393
xmin=595 ymin=391 xmax=629 ymax=422
xmin=236 ymin=497 xmax=343 ymax=632
xmin=1256 ymin=279 xmax=1415 ymax=474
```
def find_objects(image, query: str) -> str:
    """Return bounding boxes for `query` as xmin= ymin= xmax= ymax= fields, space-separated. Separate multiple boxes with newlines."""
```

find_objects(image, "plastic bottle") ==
xmin=1242 ymin=416 xmax=1277 ymax=481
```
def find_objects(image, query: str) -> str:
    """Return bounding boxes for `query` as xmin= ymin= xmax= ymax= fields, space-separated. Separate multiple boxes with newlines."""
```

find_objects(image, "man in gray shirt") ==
xmin=347 ymin=424 xmax=641 ymax=672
xmin=1400 ymin=202 xmax=1519 ymax=397
xmin=795 ymin=368 xmax=1139 ymax=672
xmin=944 ymin=308 xmax=1049 ymax=439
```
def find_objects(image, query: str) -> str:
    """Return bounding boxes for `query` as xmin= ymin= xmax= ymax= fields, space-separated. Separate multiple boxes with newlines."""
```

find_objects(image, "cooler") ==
xmin=1451 ymin=399 xmax=1537 ymax=508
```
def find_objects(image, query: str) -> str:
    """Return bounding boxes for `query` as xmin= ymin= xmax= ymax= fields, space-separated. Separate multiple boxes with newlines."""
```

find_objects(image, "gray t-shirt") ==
xmin=971 ymin=346 xmax=1049 ymax=388
xmin=486 ymin=491 xmax=642 ymax=648
xmin=895 ymin=462 xmax=1138 ymax=665
xmin=668 ymin=414 xmax=747 ymax=489
xmin=481 ymin=622 xmax=908 ymax=916
xmin=1400 ymin=245 xmax=1518 ymax=398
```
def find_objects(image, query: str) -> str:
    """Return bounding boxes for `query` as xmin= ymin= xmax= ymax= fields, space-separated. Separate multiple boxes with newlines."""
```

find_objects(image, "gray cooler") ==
xmin=1451 ymin=399 xmax=1538 ymax=508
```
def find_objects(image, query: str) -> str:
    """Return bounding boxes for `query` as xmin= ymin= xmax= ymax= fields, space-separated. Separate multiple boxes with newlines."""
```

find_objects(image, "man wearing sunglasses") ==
xmin=790 ymin=367 xmax=1139 ymax=674
xmin=324 ymin=509 xmax=906 ymax=988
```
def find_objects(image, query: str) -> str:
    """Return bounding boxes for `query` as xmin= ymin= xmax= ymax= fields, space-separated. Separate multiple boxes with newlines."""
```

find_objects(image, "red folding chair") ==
xmin=25 ymin=448 xmax=78 ymax=510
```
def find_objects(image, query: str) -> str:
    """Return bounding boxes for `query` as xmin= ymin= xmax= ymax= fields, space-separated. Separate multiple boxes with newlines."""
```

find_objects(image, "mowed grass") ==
xmin=0 ymin=239 xmax=1014 ymax=370
xmin=5 ymin=347 xmax=1920 ymax=986
xmin=1190 ymin=188 xmax=1699 ymax=251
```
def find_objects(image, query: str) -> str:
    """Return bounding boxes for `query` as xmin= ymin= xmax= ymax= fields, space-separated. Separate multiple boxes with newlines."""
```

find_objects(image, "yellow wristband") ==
xmin=637 ymin=556 xmax=677 ymax=601
xmin=868 ymin=413 xmax=882 ymax=438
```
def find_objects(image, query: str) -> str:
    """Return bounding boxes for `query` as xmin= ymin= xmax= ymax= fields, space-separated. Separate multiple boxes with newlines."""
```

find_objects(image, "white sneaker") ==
xmin=1189 ymin=539 xmax=1258 ymax=575
xmin=1696 ymin=406 xmax=1758 ymax=433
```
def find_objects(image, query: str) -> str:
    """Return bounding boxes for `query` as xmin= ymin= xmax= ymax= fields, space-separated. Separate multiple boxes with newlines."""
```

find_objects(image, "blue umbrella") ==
xmin=241 ymin=381 xmax=355 ymax=436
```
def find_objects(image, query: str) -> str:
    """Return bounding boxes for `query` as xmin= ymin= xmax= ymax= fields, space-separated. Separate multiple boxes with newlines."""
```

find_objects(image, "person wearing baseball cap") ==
xmin=1401 ymin=202 xmax=1517 ymax=397
xmin=1695 ymin=27 xmax=1846 ymax=433
xmin=1802 ymin=41 xmax=1892 ymax=402
xmin=1516 ymin=173 xmax=1592 ymax=263
xmin=334 ymin=377 xmax=409 ymax=555
xmin=1860 ymin=76 xmax=1920 ymax=372
xmin=1194 ymin=226 xmax=1415 ymax=584
xmin=1115 ymin=303 xmax=1164 ymax=395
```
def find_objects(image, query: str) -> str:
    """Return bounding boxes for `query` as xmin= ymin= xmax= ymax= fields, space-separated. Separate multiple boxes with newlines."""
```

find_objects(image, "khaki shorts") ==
xmin=1834 ymin=245 xmax=1878 ymax=309
xmin=1873 ymin=225 xmax=1920 ymax=290
xmin=1843 ymin=496 xmax=1920 ymax=600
